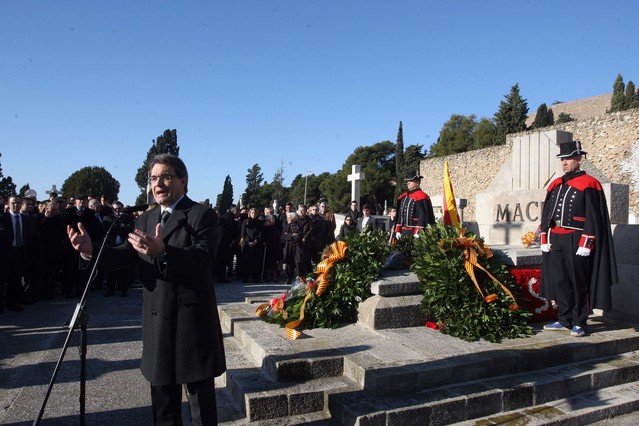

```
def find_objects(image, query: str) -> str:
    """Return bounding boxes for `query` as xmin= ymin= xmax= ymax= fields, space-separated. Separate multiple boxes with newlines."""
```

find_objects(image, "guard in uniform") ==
xmin=394 ymin=171 xmax=435 ymax=238
xmin=539 ymin=140 xmax=618 ymax=337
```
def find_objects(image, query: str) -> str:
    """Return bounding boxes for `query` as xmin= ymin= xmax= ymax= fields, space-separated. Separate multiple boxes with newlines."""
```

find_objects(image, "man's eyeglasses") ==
xmin=148 ymin=174 xmax=177 ymax=184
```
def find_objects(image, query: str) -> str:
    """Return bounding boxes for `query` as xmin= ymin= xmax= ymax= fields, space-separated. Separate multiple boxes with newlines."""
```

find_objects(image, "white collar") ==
xmin=162 ymin=195 xmax=185 ymax=214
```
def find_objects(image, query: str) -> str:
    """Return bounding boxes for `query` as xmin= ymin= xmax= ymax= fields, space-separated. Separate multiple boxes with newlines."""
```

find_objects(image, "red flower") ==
xmin=425 ymin=321 xmax=443 ymax=330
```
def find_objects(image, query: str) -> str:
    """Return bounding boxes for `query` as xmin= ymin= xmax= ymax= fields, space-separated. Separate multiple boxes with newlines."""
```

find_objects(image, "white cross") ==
xmin=347 ymin=165 xmax=365 ymax=207
xmin=46 ymin=185 xmax=58 ymax=196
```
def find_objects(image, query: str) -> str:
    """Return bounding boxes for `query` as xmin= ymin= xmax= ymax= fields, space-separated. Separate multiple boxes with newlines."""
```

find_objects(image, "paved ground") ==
xmin=0 ymin=276 xmax=288 ymax=426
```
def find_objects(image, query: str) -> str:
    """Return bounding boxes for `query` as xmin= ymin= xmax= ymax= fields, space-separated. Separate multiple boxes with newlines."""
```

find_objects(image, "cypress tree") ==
xmin=531 ymin=103 xmax=550 ymax=129
xmin=625 ymin=80 xmax=639 ymax=109
xmin=217 ymin=175 xmax=234 ymax=213
xmin=135 ymin=129 xmax=181 ymax=204
xmin=609 ymin=74 xmax=625 ymax=112
xmin=394 ymin=121 xmax=405 ymax=201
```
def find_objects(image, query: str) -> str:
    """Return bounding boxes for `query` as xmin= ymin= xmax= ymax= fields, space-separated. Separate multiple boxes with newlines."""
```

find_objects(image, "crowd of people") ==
xmin=0 ymin=168 xmax=440 ymax=314
xmin=215 ymin=201 xmax=341 ymax=285
xmin=0 ymin=191 xmax=140 ymax=313
xmin=0 ymin=186 xmax=401 ymax=312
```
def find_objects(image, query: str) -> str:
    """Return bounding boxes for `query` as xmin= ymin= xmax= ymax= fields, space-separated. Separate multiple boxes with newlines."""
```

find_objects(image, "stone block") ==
xmin=530 ymin=372 xmax=567 ymax=405
xmin=355 ymin=412 xmax=387 ymax=426
xmin=606 ymin=183 xmax=629 ymax=224
xmin=501 ymin=383 xmax=534 ymax=411
xmin=609 ymin=225 xmax=639 ymax=322
xmin=387 ymin=405 xmax=431 ymax=426
xmin=358 ymin=294 xmax=426 ymax=330
xmin=247 ymin=393 xmax=288 ymax=421
xmin=366 ymin=367 xmax=417 ymax=396
xmin=370 ymin=270 xmax=422 ymax=296
xmin=428 ymin=397 xmax=466 ymax=425
xmin=289 ymin=391 xmax=325 ymax=415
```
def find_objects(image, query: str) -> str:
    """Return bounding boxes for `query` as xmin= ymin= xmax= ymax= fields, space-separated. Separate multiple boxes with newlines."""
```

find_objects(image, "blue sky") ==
xmin=1 ymin=1 xmax=637 ymax=206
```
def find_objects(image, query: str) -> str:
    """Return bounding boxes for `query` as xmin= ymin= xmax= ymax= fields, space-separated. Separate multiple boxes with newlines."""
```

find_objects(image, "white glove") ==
xmin=413 ymin=233 xmax=420 ymax=239
xmin=540 ymin=244 xmax=551 ymax=253
xmin=395 ymin=232 xmax=402 ymax=240
xmin=576 ymin=247 xmax=591 ymax=256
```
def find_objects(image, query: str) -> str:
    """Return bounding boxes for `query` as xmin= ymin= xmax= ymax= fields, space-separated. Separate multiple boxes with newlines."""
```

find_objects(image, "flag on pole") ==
xmin=442 ymin=160 xmax=461 ymax=228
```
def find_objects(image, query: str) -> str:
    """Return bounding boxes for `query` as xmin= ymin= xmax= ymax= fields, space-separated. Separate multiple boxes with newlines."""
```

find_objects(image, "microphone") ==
xmin=122 ymin=204 xmax=149 ymax=213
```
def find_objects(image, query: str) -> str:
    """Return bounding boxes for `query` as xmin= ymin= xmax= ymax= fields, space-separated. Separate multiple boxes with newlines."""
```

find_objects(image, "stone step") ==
xmin=220 ymin=301 xmax=639 ymax=390
xmin=218 ymin=298 xmax=639 ymax=424
xmin=328 ymin=351 xmax=639 ymax=425
xmin=349 ymin=326 xmax=639 ymax=396
xmin=227 ymin=370 xmax=358 ymax=422
xmin=453 ymin=381 xmax=639 ymax=426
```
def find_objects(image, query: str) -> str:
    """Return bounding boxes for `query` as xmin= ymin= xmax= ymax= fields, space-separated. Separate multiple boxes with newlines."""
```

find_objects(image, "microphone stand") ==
xmin=34 ymin=217 xmax=120 ymax=426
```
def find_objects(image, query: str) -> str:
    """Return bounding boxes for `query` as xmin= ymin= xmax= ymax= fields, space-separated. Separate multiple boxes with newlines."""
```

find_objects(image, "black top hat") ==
xmin=404 ymin=170 xmax=423 ymax=181
xmin=557 ymin=140 xmax=587 ymax=158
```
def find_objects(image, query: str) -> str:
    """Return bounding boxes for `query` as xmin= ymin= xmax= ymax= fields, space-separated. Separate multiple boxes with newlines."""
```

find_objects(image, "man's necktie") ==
xmin=15 ymin=214 xmax=23 ymax=247
xmin=161 ymin=210 xmax=171 ymax=227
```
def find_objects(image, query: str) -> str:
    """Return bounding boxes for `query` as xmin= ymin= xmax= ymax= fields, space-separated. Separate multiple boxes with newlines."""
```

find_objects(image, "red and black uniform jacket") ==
xmin=394 ymin=189 xmax=436 ymax=236
xmin=539 ymin=170 xmax=618 ymax=311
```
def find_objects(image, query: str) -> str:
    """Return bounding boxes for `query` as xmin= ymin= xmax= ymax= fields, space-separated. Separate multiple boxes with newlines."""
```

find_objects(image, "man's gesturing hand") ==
xmin=128 ymin=224 xmax=165 ymax=258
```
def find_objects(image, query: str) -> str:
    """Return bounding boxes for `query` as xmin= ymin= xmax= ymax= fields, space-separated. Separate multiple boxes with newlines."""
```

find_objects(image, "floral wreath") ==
xmin=256 ymin=241 xmax=348 ymax=339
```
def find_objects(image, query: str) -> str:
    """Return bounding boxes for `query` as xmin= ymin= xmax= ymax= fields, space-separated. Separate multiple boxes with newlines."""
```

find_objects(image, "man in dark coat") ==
xmin=539 ymin=140 xmax=618 ymax=337
xmin=394 ymin=170 xmax=436 ymax=238
xmin=0 ymin=195 xmax=41 ymax=311
xmin=62 ymin=193 xmax=102 ymax=298
xmin=68 ymin=154 xmax=226 ymax=425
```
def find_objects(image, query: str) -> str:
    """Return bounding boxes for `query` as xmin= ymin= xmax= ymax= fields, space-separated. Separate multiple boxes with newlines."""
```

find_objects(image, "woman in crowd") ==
xmin=261 ymin=214 xmax=282 ymax=282
xmin=240 ymin=207 xmax=264 ymax=283
xmin=337 ymin=215 xmax=358 ymax=241
xmin=280 ymin=212 xmax=303 ymax=284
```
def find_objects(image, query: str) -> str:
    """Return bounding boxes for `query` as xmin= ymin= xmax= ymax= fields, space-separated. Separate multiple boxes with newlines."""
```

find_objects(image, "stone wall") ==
xmin=420 ymin=108 xmax=639 ymax=222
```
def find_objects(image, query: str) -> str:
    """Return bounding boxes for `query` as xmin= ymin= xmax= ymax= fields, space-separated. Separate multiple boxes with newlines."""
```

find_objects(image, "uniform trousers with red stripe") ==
xmin=542 ymin=230 xmax=592 ymax=330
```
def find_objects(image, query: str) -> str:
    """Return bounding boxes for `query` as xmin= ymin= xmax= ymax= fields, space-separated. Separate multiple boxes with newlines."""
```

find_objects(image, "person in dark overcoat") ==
xmin=68 ymin=154 xmax=225 ymax=425
xmin=240 ymin=207 xmax=264 ymax=283
xmin=281 ymin=212 xmax=303 ymax=284
xmin=0 ymin=195 xmax=41 ymax=311
xmin=38 ymin=199 xmax=66 ymax=299
xmin=261 ymin=214 xmax=282 ymax=282
xmin=539 ymin=140 xmax=618 ymax=337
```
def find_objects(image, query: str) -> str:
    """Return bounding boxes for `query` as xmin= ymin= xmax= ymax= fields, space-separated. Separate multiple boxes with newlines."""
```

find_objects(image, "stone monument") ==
xmin=476 ymin=130 xmax=628 ymax=246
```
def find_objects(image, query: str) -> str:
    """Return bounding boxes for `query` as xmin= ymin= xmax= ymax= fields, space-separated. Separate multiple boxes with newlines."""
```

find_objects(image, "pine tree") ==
xmin=531 ymin=103 xmax=550 ymax=129
xmin=0 ymin=153 xmax=17 ymax=200
xmin=135 ymin=129 xmax=180 ymax=204
xmin=244 ymin=164 xmax=264 ymax=208
xmin=394 ymin=121 xmax=405 ymax=201
xmin=271 ymin=161 xmax=289 ymax=206
xmin=609 ymin=74 xmax=625 ymax=112
xmin=555 ymin=112 xmax=574 ymax=124
xmin=494 ymin=83 xmax=529 ymax=144
xmin=61 ymin=166 xmax=121 ymax=202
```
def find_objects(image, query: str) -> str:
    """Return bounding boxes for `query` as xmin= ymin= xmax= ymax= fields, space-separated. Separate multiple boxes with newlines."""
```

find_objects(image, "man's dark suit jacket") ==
xmin=86 ymin=196 xmax=226 ymax=385
xmin=0 ymin=212 xmax=40 ymax=268
xmin=357 ymin=216 xmax=377 ymax=232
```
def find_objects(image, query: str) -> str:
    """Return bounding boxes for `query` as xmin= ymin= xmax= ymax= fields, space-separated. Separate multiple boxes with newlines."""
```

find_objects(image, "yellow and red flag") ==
xmin=442 ymin=160 xmax=461 ymax=228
